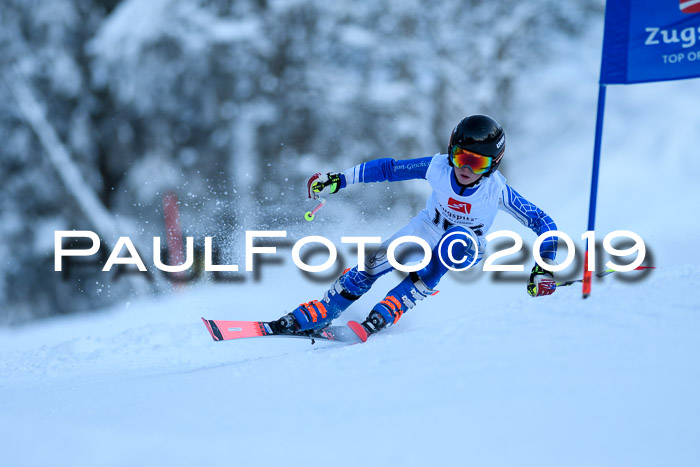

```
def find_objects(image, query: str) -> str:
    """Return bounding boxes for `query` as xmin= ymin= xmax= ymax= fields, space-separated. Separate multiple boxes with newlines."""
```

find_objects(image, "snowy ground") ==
xmin=1 ymin=262 xmax=699 ymax=467
xmin=3 ymin=14 xmax=700 ymax=467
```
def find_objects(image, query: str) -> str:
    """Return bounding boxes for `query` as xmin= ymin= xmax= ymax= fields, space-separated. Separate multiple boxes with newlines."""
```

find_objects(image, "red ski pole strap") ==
xmin=307 ymin=173 xmax=322 ymax=199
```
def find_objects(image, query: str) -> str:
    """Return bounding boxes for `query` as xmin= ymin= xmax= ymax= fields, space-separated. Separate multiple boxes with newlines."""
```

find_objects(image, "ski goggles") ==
xmin=450 ymin=147 xmax=493 ymax=174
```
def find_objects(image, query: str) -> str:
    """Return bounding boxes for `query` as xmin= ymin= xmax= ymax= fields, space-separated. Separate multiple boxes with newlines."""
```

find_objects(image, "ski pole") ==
xmin=304 ymin=197 xmax=326 ymax=221
xmin=304 ymin=172 xmax=340 ymax=221
xmin=556 ymin=266 xmax=655 ymax=288
xmin=304 ymin=172 xmax=327 ymax=221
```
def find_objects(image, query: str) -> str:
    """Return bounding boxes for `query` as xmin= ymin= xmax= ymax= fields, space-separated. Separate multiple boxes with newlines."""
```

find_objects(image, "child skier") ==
xmin=273 ymin=114 xmax=558 ymax=340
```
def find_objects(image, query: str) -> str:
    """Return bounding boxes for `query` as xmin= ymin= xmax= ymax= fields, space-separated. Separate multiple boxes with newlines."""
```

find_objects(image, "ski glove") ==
xmin=527 ymin=264 xmax=556 ymax=297
xmin=310 ymin=172 xmax=342 ymax=195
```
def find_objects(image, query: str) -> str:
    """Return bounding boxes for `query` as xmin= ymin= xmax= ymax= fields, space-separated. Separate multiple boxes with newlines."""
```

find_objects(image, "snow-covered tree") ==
xmin=0 ymin=0 xmax=602 ymax=323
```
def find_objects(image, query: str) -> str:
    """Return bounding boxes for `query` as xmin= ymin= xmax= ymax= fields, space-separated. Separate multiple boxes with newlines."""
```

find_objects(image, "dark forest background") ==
xmin=0 ymin=0 xmax=602 ymax=323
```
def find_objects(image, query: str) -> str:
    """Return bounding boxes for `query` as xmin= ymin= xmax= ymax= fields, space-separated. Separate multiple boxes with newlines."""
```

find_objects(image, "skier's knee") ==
xmin=414 ymin=226 xmax=480 ymax=289
xmin=439 ymin=226 xmax=478 ymax=267
xmin=364 ymin=247 xmax=393 ymax=277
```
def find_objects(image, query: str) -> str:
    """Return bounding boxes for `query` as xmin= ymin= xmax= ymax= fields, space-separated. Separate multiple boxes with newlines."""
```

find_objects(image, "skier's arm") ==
xmin=310 ymin=157 xmax=431 ymax=196
xmin=340 ymin=157 xmax=432 ymax=188
xmin=498 ymin=185 xmax=558 ymax=262
xmin=499 ymin=185 xmax=558 ymax=297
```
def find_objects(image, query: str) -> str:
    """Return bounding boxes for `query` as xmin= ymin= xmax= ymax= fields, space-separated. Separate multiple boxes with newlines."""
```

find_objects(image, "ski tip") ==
xmin=347 ymin=320 xmax=369 ymax=343
xmin=201 ymin=317 xmax=221 ymax=341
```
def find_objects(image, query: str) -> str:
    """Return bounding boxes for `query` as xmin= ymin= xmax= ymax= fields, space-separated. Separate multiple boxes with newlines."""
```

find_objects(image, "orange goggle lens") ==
xmin=450 ymin=147 xmax=492 ymax=174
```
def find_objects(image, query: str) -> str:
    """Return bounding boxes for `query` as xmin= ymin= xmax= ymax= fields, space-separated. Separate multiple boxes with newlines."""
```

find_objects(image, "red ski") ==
xmin=201 ymin=318 xmax=366 ymax=344
xmin=346 ymin=321 xmax=370 ymax=342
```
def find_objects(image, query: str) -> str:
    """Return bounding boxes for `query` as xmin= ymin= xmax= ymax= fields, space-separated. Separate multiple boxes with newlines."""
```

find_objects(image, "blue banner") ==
xmin=601 ymin=0 xmax=700 ymax=84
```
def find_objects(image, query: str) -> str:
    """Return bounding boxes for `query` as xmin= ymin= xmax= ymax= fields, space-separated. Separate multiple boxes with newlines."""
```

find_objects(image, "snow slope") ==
xmin=1 ymin=263 xmax=699 ymax=467
xmin=3 ymin=13 xmax=700 ymax=467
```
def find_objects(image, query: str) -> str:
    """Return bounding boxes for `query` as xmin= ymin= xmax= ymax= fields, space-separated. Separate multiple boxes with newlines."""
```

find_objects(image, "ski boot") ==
xmin=351 ymin=272 xmax=435 ymax=341
xmin=272 ymin=271 xmax=364 ymax=333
